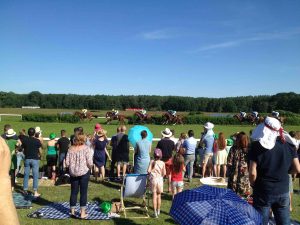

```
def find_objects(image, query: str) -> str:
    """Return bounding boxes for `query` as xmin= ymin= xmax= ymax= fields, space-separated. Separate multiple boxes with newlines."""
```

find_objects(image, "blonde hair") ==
xmin=73 ymin=134 xmax=86 ymax=146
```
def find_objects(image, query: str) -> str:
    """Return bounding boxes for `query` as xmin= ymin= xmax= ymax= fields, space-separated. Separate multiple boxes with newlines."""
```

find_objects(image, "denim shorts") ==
xmin=172 ymin=181 xmax=184 ymax=189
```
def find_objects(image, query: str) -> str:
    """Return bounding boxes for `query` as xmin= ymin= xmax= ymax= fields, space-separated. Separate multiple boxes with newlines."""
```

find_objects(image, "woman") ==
xmin=215 ymin=132 xmax=227 ymax=178
xmin=93 ymin=129 xmax=111 ymax=181
xmin=47 ymin=133 xmax=57 ymax=181
xmin=134 ymin=130 xmax=151 ymax=174
xmin=227 ymin=132 xmax=251 ymax=198
xmin=65 ymin=134 xmax=93 ymax=219
xmin=175 ymin=132 xmax=187 ymax=154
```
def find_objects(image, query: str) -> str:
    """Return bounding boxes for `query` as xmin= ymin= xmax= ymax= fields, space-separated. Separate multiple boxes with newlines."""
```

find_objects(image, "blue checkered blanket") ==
xmin=27 ymin=202 xmax=111 ymax=220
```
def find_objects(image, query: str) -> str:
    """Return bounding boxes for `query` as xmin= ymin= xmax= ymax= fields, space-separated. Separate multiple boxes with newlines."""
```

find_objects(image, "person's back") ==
xmin=22 ymin=136 xmax=41 ymax=160
xmin=157 ymin=138 xmax=175 ymax=162
xmin=57 ymin=136 xmax=70 ymax=155
xmin=136 ymin=139 xmax=151 ymax=160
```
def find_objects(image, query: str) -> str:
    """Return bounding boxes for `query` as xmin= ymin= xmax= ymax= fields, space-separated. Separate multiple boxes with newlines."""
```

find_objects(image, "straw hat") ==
xmin=97 ymin=129 xmax=107 ymax=137
xmin=35 ymin=126 xmax=42 ymax=134
xmin=6 ymin=128 xmax=16 ymax=137
xmin=251 ymin=117 xmax=283 ymax=150
xmin=200 ymin=177 xmax=227 ymax=186
xmin=161 ymin=128 xmax=172 ymax=138
xmin=204 ymin=122 xmax=214 ymax=130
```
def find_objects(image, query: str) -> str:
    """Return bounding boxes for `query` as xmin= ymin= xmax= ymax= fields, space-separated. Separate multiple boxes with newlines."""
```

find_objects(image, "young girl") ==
xmin=148 ymin=148 xmax=166 ymax=218
xmin=171 ymin=153 xmax=185 ymax=199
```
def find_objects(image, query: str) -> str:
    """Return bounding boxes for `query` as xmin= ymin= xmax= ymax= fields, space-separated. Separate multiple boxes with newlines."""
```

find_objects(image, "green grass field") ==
xmin=1 ymin=109 xmax=300 ymax=224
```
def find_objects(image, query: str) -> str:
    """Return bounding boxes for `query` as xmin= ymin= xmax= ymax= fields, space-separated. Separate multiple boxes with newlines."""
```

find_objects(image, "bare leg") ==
xmin=172 ymin=185 xmax=177 ymax=199
xmin=168 ymin=174 xmax=172 ymax=192
xmin=117 ymin=164 xmax=121 ymax=177
xmin=101 ymin=166 xmax=105 ymax=180
xmin=122 ymin=164 xmax=127 ymax=177
xmin=157 ymin=193 xmax=161 ymax=213
xmin=152 ymin=192 xmax=157 ymax=212
xmin=223 ymin=165 xmax=227 ymax=179
xmin=202 ymin=163 xmax=207 ymax=178
xmin=216 ymin=165 xmax=221 ymax=177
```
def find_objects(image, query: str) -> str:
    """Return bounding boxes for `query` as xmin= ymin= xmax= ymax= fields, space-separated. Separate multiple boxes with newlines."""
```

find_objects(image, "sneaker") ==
xmin=15 ymin=178 xmax=18 ymax=183
xmin=157 ymin=209 xmax=160 ymax=215
xmin=153 ymin=212 xmax=158 ymax=218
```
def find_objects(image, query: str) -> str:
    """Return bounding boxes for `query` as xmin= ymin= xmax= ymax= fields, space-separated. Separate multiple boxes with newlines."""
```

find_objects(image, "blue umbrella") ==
xmin=170 ymin=185 xmax=262 ymax=225
xmin=128 ymin=125 xmax=153 ymax=148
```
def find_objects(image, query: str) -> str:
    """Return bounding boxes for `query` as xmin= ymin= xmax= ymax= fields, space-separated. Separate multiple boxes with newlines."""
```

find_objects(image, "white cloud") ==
xmin=140 ymin=29 xmax=180 ymax=40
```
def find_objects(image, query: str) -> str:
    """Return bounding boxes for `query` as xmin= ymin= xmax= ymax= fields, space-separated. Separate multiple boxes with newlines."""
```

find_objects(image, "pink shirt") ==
xmin=65 ymin=145 xmax=93 ymax=177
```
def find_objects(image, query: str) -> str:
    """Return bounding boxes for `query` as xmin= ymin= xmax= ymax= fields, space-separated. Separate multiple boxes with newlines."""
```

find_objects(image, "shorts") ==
xmin=150 ymin=177 xmax=164 ymax=194
xmin=172 ymin=181 xmax=184 ymax=189
xmin=47 ymin=155 xmax=57 ymax=167
xmin=117 ymin=161 xmax=129 ymax=166
xmin=164 ymin=158 xmax=173 ymax=176
xmin=202 ymin=153 xmax=213 ymax=164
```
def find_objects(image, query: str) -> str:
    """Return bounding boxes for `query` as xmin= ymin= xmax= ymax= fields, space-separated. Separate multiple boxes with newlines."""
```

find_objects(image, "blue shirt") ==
xmin=183 ymin=137 xmax=197 ymax=155
xmin=202 ymin=134 xmax=214 ymax=154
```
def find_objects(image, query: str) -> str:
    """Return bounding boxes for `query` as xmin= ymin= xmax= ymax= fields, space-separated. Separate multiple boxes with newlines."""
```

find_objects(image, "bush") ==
xmin=22 ymin=113 xmax=80 ymax=123
xmin=58 ymin=114 xmax=80 ymax=123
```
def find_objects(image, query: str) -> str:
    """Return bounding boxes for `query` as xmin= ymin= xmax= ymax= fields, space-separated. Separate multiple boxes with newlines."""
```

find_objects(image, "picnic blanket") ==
xmin=27 ymin=202 xmax=111 ymax=220
xmin=13 ymin=192 xmax=33 ymax=209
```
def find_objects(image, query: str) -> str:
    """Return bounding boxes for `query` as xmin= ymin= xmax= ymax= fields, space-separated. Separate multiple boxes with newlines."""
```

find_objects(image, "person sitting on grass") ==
xmin=171 ymin=153 xmax=185 ymax=199
xmin=148 ymin=148 xmax=166 ymax=218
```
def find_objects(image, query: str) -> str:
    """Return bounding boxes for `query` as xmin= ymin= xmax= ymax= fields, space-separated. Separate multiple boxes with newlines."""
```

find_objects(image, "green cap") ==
xmin=213 ymin=134 xmax=219 ymax=139
xmin=100 ymin=201 xmax=112 ymax=214
xmin=226 ymin=138 xmax=233 ymax=146
xmin=49 ymin=133 xmax=56 ymax=140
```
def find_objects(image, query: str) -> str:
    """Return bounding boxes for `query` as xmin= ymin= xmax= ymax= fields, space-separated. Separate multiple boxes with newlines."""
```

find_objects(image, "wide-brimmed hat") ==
xmin=251 ymin=117 xmax=284 ymax=150
xmin=6 ymin=128 xmax=16 ymax=137
xmin=204 ymin=122 xmax=214 ymax=130
xmin=94 ymin=123 xmax=102 ymax=132
xmin=161 ymin=128 xmax=172 ymax=138
xmin=200 ymin=177 xmax=227 ymax=186
xmin=35 ymin=126 xmax=42 ymax=133
xmin=154 ymin=148 xmax=162 ymax=159
xmin=49 ymin=133 xmax=56 ymax=140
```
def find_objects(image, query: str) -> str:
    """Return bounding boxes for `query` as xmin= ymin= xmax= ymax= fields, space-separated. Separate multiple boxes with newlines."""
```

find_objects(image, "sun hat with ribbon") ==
xmin=251 ymin=117 xmax=285 ymax=150
xmin=204 ymin=122 xmax=214 ymax=130
xmin=6 ymin=128 xmax=16 ymax=137
xmin=161 ymin=128 xmax=172 ymax=138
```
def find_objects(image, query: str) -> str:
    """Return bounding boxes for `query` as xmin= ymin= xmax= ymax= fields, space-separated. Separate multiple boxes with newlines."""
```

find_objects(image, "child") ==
xmin=171 ymin=153 xmax=185 ymax=199
xmin=148 ymin=148 xmax=166 ymax=218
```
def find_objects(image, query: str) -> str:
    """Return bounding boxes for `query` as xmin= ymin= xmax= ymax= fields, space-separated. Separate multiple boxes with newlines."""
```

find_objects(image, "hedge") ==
xmin=22 ymin=114 xmax=80 ymax=123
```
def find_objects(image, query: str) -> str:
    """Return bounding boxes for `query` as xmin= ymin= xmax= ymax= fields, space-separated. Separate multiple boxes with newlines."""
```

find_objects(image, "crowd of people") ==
xmin=1 ymin=114 xmax=300 ymax=223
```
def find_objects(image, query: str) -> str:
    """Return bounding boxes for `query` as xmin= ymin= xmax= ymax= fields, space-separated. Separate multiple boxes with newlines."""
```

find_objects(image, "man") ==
xmin=240 ymin=111 xmax=246 ymax=119
xmin=1 ymin=124 xmax=18 ymax=140
xmin=115 ymin=125 xmax=129 ymax=178
xmin=200 ymin=122 xmax=215 ymax=178
xmin=109 ymin=126 xmax=121 ymax=178
xmin=56 ymin=130 xmax=70 ymax=176
xmin=251 ymin=111 xmax=258 ymax=119
xmin=82 ymin=109 xmax=88 ymax=117
xmin=112 ymin=109 xmax=119 ymax=117
xmin=168 ymin=110 xmax=177 ymax=117
xmin=157 ymin=128 xmax=175 ymax=192
xmin=249 ymin=117 xmax=300 ymax=225
xmin=140 ymin=109 xmax=147 ymax=116
xmin=182 ymin=130 xmax=197 ymax=182
xmin=272 ymin=111 xmax=280 ymax=119
xmin=22 ymin=127 xmax=42 ymax=197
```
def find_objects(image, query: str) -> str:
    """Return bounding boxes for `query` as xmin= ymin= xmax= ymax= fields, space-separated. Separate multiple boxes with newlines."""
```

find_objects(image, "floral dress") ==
xmin=227 ymin=146 xmax=251 ymax=198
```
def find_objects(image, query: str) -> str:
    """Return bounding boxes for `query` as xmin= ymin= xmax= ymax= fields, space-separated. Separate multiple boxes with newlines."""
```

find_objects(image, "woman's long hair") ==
xmin=236 ymin=132 xmax=249 ymax=151
xmin=217 ymin=132 xmax=226 ymax=150
xmin=172 ymin=153 xmax=184 ymax=173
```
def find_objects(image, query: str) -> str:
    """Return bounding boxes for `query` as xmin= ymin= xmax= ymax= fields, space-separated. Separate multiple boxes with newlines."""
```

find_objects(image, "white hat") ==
xmin=35 ymin=126 xmax=42 ymax=133
xmin=200 ymin=177 xmax=227 ymax=186
xmin=251 ymin=117 xmax=283 ymax=150
xmin=6 ymin=128 xmax=16 ymax=137
xmin=204 ymin=122 xmax=214 ymax=130
xmin=161 ymin=128 xmax=172 ymax=138
xmin=272 ymin=111 xmax=279 ymax=118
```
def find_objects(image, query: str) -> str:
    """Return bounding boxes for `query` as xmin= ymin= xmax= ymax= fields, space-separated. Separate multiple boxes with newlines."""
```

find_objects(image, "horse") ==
xmin=134 ymin=111 xmax=152 ymax=124
xmin=74 ymin=111 xmax=94 ymax=121
xmin=233 ymin=113 xmax=263 ymax=125
xmin=105 ymin=111 xmax=126 ymax=124
xmin=162 ymin=112 xmax=183 ymax=125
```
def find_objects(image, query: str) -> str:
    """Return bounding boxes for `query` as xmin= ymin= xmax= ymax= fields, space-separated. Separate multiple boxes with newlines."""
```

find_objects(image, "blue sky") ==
xmin=0 ymin=0 xmax=300 ymax=97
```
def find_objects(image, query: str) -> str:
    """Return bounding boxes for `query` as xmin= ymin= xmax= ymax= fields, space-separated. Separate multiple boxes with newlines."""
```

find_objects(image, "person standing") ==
xmin=47 ymin=133 xmax=58 ymax=181
xmin=249 ymin=117 xmax=300 ymax=225
xmin=156 ymin=128 xmax=175 ymax=192
xmin=134 ymin=130 xmax=151 ymax=174
xmin=182 ymin=130 xmax=197 ymax=182
xmin=200 ymin=122 xmax=215 ymax=177
xmin=22 ymin=128 xmax=42 ymax=197
xmin=215 ymin=132 xmax=228 ymax=178
xmin=171 ymin=153 xmax=185 ymax=199
xmin=116 ymin=125 xmax=130 ymax=178
xmin=56 ymin=130 xmax=70 ymax=177
xmin=109 ymin=126 xmax=121 ymax=178
xmin=65 ymin=134 xmax=93 ymax=219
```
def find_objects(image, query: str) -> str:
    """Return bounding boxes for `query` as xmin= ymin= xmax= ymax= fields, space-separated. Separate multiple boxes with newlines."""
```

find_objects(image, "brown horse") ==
xmin=233 ymin=113 xmax=263 ymax=125
xmin=162 ymin=112 xmax=183 ymax=125
xmin=74 ymin=111 xmax=94 ymax=121
xmin=105 ymin=111 xmax=126 ymax=124
xmin=134 ymin=111 xmax=152 ymax=124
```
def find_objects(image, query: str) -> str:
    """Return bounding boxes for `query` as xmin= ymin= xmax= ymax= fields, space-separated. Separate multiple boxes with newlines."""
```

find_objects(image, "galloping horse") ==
xmin=233 ymin=113 xmax=263 ymax=125
xmin=162 ymin=112 xmax=183 ymax=125
xmin=74 ymin=111 xmax=94 ymax=121
xmin=134 ymin=111 xmax=152 ymax=124
xmin=105 ymin=111 xmax=126 ymax=124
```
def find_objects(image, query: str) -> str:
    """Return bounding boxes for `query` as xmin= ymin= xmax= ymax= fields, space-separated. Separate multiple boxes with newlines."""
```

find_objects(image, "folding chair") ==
xmin=120 ymin=174 xmax=149 ymax=218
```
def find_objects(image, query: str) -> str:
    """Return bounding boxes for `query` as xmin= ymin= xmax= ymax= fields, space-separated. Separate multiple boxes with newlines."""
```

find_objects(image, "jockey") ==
xmin=272 ymin=111 xmax=280 ymax=118
xmin=112 ymin=109 xmax=119 ymax=116
xmin=240 ymin=111 xmax=246 ymax=118
xmin=82 ymin=109 xmax=88 ymax=117
xmin=140 ymin=109 xmax=147 ymax=116
xmin=251 ymin=111 xmax=258 ymax=119
xmin=168 ymin=110 xmax=177 ymax=117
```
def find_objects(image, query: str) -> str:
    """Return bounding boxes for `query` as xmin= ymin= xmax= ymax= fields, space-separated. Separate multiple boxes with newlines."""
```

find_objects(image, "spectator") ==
xmin=93 ymin=129 xmax=111 ymax=181
xmin=109 ymin=126 xmax=121 ymax=178
xmin=200 ymin=122 xmax=215 ymax=177
xmin=116 ymin=125 xmax=130 ymax=178
xmin=56 ymin=130 xmax=70 ymax=176
xmin=16 ymin=129 xmax=27 ymax=179
xmin=1 ymin=124 xmax=18 ymax=140
xmin=182 ymin=130 xmax=197 ymax=182
xmin=156 ymin=128 xmax=175 ymax=193
xmin=175 ymin=132 xmax=187 ymax=154
xmin=0 ymin=137 xmax=20 ymax=225
xmin=47 ymin=133 xmax=58 ymax=181
xmin=22 ymin=128 xmax=42 ymax=197
xmin=148 ymin=148 xmax=166 ymax=218
xmin=134 ymin=130 xmax=151 ymax=174
xmin=65 ymin=134 xmax=93 ymax=219
xmin=249 ymin=117 xmax=300 ymax=225
xmin=171 ymin=153 xmax=185 ymax=199
xmin=227 ymin=132 xmax=250 ymax=198
xmin=215 ymin=132 xmax=227 ymax=178
xmin=34 ymin=126 xmax=43 ymax=145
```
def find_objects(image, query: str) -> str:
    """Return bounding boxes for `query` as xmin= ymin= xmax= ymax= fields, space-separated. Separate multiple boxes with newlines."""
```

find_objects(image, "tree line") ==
xmin=0 ymin=91 xmax=299 ymax=113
